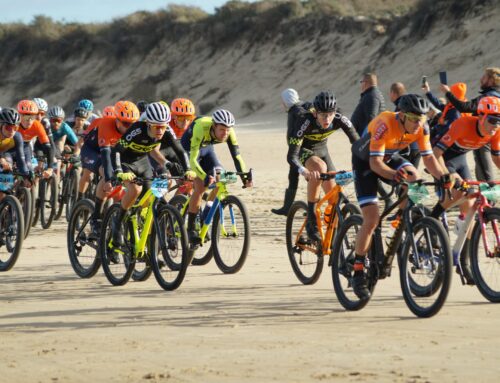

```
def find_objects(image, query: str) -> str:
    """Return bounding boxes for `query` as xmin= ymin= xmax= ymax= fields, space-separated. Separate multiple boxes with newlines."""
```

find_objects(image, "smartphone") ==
xmin=422 ymin=76 xmax=427 ymax=86
xmin=439 ymin=71 xmax=447 ymax=85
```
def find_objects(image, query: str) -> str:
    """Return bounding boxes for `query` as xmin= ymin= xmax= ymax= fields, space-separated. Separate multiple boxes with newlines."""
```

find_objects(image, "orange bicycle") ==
xmin=286 ymin=171 xmax=360 ymax=284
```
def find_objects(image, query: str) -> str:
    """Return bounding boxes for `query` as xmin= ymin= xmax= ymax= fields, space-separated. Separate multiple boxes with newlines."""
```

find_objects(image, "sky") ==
xmin=0 ymin=0 xmax=257 ymax=24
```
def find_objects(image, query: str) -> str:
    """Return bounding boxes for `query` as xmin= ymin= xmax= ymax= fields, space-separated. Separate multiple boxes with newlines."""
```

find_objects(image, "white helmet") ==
xmin=146 ymin=102 xmax=171 ymax=124
xmin=212 ymin=109 xmax=235 ymax=127
xmin=33 ymin=98 xmax=48 ymax=112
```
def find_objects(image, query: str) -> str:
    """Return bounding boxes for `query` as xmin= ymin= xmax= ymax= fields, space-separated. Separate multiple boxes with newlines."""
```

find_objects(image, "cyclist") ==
xmin=351 ymin=94 xmax=451 ymax=299
xmin=109 ymin=102 xmax=191 ymax=246
xmin=48 ymin=106 xmax=79 ymax=155
xmin=432 ymin=96 xmax=500 ymax=214
xmin=439 ymin=67 xmax=500 ymax=181
xmin=287 ymin=90 xmax=359 ymax=241
xmin=14 ymin=100 xmax=55 ymax=179
xmin=79 ymin=101 xmax=139 ymax=231
xmin=77 ymin=99 xmax=99 ymax=122
xmin=0 ymin=108 xmax=30 ymax=178
xmin=150 ymin=98 xmax=194 ymax=177
xmin=67 ymin=107 xmax=91 ymax=137
xmin=272 ymin=88 xmax=313 ymax=216
xmin=180 ymin=108 xmax=252 ymax=245
xmin=102 ymin=105 xmax=115 ymax=118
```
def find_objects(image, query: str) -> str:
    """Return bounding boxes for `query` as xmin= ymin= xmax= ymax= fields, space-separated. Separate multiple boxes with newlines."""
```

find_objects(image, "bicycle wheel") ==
xmin=470 ymin=207 xmax=500 ymax=302
xmin=31 ymin=183 xmax=40 ymax=227
xmin=40 ymin=176 xmax=58 ymax=229
xmin=399 ymin=216 xmax=452 ymax=318
xmin=211 ymin=195 xmax=250 ymax=274
xmin=67 ymin=199 xmax=101 ymax=278
xmin=331 ymin=214 xmax=373 ymax=310
xmin=54 ymin=175 xmax=66 ymax=220
xmin=286 ymin=201 xmax=323 ymax=284
xmin=0 ymin=196 xmax=25 ymax=272
xmin=99 ymin=204 xmax=135 ymax=286
xmin=15 ymin=186 xmax=32 ymax=239
xmin=65 ymin=169 xmax=80 ymax=222
xmin=151 ymin=204 xmax=189 ymax=290
xmin=170 ymin=194 xmax=213 ymax=266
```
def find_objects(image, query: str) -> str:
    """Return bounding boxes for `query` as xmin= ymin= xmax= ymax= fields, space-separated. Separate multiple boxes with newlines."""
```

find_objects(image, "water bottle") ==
xmin=385 ymin=216 xmax=401 ymax=246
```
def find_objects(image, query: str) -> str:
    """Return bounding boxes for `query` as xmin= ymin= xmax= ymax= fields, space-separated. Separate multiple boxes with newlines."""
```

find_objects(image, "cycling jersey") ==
xmin=436 ymin=115 xmax=500 ymax=159
xmin=287 ymin=111 xmax=358 ymax=171
xmin=352 ymin=111 xmax=432 ymax=162
xmin=52 ymin=121 xmax=78 ymax=146
xmin=112 ymin=121 xmax=188 ymax=181
xmin=0 ymin=131 xmax=29 ymax=174
xmin=181 ymin=116 xmax=246 ymax=180
xmin=17 ymin=120 xmax=55 ymax=167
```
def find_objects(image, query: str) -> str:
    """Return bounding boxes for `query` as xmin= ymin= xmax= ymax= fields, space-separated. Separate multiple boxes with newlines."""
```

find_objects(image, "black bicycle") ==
xmin=331 ymin=180 xmax=452 ymax=318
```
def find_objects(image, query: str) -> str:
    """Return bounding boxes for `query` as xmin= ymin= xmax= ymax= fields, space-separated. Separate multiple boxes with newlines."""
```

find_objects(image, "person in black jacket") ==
xmin=271 ymin=89 xmax=312 ymax=216
xmin=439 ymin=67 xmax=500 ymax=181
xmin=350 ymin=73 xmax=386 ymax=136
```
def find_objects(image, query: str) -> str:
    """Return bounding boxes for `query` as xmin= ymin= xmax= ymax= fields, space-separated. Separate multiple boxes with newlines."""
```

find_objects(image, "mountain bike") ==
xmin=99 ymin=176 xmax=189 ymax=290
xmin=30 ymin=155 xmax=58 ymax=229
xmin=449 ymin=180 xmax=500 ymax=302
xmin=285 ymin=171 xmax=360 ymax=285
xmin=0 ymin=172 xmax=25 ymax=271
xmin=331 ymin=180 xmax=453 ymax=318
xmin=172 ymin=169 xmax=252 ymax=273
xmin=67 ymin=183 xmax=124 ymax=278
xmin=55 ymin=152 xmax=81 ymax=221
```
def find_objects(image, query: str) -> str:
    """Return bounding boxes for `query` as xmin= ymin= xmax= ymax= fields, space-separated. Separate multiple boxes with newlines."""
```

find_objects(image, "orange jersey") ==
xmin=83 ymin=117 xmax=123 ymax=149
xmin=18 ymin=119 xmax=49 ymax=144
xmin=169 ymin=120 xmax=189 ymax=140
xmin=436 ymin=115 xmax=500 ymax=158
xmin=368 ymin=111 xmax=432 ymax=160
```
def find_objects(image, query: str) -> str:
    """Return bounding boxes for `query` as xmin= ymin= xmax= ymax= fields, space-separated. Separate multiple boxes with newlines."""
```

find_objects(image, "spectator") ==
xmin=350 ymin=73 xmax=386 ymax=136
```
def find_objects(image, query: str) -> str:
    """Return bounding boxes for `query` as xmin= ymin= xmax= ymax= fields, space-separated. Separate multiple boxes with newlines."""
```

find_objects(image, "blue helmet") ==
xmin=78 ymin=99 xmax=94 ymax=112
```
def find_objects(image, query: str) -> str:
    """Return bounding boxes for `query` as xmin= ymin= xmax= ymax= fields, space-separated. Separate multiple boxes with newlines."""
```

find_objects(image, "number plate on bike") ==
xmin=151 ymin=178 xmax=169 ymax=198
xmin=479 ymin=183 xmax=500 ymax=203
xmin=0 ymin=173 xmax=14 ymax=191
xmin=408 ymin=184 xmax=430 ymax=204
xmin=335 ymin=171 xmax=354 ymax=186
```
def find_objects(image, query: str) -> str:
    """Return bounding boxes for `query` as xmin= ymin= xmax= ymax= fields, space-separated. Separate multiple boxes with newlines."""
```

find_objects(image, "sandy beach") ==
xmin=1 ymin=118 xmax=499 ymax=383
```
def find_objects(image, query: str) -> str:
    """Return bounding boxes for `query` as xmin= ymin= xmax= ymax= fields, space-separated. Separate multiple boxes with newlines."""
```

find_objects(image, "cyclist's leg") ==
xmin=473 ymin=145 xmax=493 ymax=182
xmin=78 ymin=144 xmax=99 ymax=199
xmin=303 ymin=152 xmax=327 ymax=242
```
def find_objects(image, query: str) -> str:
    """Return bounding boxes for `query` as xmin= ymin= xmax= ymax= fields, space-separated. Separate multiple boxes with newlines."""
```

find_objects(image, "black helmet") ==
xmin=313 ymin=91 xmax=337 ymax=113
xmin=398 ymin=94 xmax=430 ymax=115
xmin=74 ymin=107 xmax=89 ymax=119
xmin=137 ymin=100 xmax=149 ymax=114
xmin=0 ymin=108 xmax=21 ymax=125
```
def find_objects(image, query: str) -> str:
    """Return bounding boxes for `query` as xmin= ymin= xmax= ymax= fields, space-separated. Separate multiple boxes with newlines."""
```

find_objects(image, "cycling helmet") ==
xmin=212 ymin=109 xmax=235 ymax=127
xmin=17 ymin=99 xmax=39 ymax=115
xmin=0 ymin=108 xmax=21 ymax=125
xmin=171 ymin=98 xmax=195 ymax=116
xmin=136 ymin=100 xmax=149 ymax=114
xmin=78 ymin=99 xmax=94 ymax=112
xmin=477 ymin=96 xmax=500 ymax=115
xmin=114 ymin=100 xmax=140 ymax=123
xmin=33 ymin=98 xmax=49 ymax=112
xmin=145 ymin=102 xmax=171 ymax=124
xmin=313 ymin=91 xmax=337 ymax=113
xmin=74 ymin=107 xmax=89 ymax=119
xmin=398 ymin=94 xmax=430 ymax=115
xmin=48 ymin=106 xmax=65 ymax=120
xmin=102 ymin=105 xmax=116 ymax=118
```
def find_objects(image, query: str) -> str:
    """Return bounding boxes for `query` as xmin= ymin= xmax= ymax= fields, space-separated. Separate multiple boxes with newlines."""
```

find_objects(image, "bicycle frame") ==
xmin=124 ymin=189 xmax=156 ymax=260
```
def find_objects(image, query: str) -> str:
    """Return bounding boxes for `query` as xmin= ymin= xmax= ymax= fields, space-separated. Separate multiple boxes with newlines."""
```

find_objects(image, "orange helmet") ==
xmin=477 ymin=96 xmax=500 ymax=115
xmin=114 ymin=101 xmax=139 ymax=123
xmin=17 ymin=99 xmax=39 ymax=115
xmin=171 ymin=98 xmax=195 ymax=116
xmin=103 ymin=105 xmax=116 ymax=118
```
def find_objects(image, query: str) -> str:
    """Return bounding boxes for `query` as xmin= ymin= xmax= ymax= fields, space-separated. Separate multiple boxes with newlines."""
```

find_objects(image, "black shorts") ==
xmin=80 ymin=144 xmax=102 ymax=174
xmin=352 ymin=153 xmax=412 ymax=208
xmin=299 ymin=145 xmax=335 ymax=171
xmin=445 ymin=154 xmax=471 ymax=181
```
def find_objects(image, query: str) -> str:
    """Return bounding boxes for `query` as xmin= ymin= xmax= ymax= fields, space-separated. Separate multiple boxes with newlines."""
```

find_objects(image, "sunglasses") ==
xmin=21 ymin=114 xmax=36 ymax=120
xmin=2 ymin=124 xmax=18 ymax=132
xmin=174 ymin=115 xmax=193 ymax=122
xmin=404 ymin=113 xmax=427 ymax=123
xmin=50 ymin=118 xmax=63 ymax=124
xmin=486 ymin=115 xmax=500 ymax=125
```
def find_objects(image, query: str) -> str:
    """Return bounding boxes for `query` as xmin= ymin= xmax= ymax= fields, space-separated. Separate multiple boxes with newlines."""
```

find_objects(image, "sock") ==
xmin=430 ymin=203 xmax=445 ymax=219
xmin=91 ymin=198 xmax=103 ymax=220
xmin=187 ymin=212 xmax=198 ymax=231
xmin=354 ymin=254 xmax=365 ymax=275
xmin=307 ymin=201 xmax=317 ymax=221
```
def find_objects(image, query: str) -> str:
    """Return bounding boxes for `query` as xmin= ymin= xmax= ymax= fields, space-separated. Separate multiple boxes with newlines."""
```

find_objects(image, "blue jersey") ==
xmin=52 ymin=122 xmax=78 ymax=146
